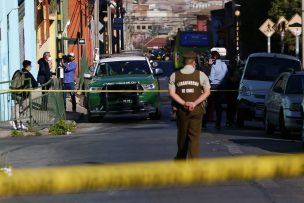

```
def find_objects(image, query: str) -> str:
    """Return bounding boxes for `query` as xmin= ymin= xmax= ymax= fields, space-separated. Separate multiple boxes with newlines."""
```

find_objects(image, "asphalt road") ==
xmin=1 ymin=75 xmax=304 ymax=203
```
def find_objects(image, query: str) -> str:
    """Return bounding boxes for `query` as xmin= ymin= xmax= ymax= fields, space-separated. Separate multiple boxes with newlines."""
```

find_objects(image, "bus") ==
xmin=173 ymin=31 xmax=212 ymax=70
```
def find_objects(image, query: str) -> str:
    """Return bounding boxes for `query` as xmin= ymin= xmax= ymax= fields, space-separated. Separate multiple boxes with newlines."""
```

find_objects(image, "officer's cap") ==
xmin=183 ymin=51 xmax=197 ymax=59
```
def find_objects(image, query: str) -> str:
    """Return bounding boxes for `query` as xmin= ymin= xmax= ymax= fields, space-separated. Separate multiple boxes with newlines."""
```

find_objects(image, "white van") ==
xmin=236 ymin=53 xmax=302 ymax=127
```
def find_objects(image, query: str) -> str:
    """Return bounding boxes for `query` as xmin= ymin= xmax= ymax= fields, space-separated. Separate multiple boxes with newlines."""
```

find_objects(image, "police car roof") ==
xmin=99 ymin=56 xmax=147 ymax=63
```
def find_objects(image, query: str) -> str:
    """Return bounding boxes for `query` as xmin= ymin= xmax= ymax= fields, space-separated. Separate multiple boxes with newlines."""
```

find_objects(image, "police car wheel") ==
xmin=149 ymin=109 xmax=161 ymax=120
xmin=87 ymin=110 xmax=103 ymax=123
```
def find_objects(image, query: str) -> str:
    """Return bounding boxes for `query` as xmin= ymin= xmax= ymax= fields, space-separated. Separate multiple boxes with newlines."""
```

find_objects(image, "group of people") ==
xmin=201 ymin=51 xmax=240 ymax=129
xmin=169 ymin=50 xmax=240 ymax=160
xmin=11 ymin=52 xmax=78 ymax=130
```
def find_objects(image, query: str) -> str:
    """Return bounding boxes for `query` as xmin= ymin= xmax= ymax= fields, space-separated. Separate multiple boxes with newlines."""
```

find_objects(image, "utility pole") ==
xmin=107 ymin=0 xmax=112 ymax=54
xmin=94 ymin=0 xmax=100 ymax=49
xmin=56 ymin=0 xmax=64 ymax=79
xmin=235 ymin=10 xmax=240 ymax=63
xmin=116 ymin=0 xmax=121 ymax=53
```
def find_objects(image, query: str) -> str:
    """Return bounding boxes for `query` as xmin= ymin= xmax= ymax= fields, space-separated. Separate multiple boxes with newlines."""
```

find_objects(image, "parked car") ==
xmin=264 ymin=71 xmax=304 ymax=137
xmin=84 ymin=56 xmax=163 ymax=122
xmin=236 ymin=53 xmax=302 ymax=127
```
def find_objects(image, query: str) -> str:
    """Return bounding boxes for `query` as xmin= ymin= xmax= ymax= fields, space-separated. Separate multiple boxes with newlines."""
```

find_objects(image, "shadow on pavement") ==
xmin=229 ymin=138 xmax=303 ymax=154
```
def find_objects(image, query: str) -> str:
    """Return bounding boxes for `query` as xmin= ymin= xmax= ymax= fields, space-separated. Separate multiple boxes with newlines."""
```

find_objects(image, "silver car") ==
xmin=236 ymin=53 xmax=302 ymax=128
xmin=264 ymin=71 xmax=304 ymax=137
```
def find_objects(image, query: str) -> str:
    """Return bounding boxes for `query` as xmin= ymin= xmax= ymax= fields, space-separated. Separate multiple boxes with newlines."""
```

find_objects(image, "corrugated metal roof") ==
xmin=144 ymin=37 xmax=168 ymax=48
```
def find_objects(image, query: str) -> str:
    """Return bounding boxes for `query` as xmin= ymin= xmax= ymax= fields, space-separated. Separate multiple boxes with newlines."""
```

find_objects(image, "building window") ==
xmin=148 ymin=26 xmax=152 ymax=30
xmin=142 ymin=25 xmax=146 ymax=30
xmin=137 ymin=25 xmax=141 ymax=30
xmin=37 ymin=0 xmax=50 ymax=46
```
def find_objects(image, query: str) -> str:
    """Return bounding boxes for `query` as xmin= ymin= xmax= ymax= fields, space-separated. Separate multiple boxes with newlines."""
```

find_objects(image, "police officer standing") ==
xmin=169 ymin=51 xmax=211 ymax=159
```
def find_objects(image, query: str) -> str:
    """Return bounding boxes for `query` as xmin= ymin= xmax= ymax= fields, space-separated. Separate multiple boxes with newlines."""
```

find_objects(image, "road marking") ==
xmin=129 ymin=123 xmax=170 ymax=129
xmin=256 ymin=180 xmax=280 ymax=188
xmin=226 ymin=144 xmax=243 ymax=155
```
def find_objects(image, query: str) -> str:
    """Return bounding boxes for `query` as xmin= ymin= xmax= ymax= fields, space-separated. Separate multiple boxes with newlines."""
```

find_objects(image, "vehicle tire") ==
xmin=149 ymin=109 xmax=162 ymax=120
xmin=279 ymin=110 xmax=290 ymax=138
xmin=236 ymin=110 xmax=244 ymax=128
xmin=264 ymin=110 xmax=275 ymax=135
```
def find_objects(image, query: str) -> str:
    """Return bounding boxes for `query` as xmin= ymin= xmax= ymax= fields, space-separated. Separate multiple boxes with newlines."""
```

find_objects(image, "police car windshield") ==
xmin=95 ymin=60 xmax=152 ymax=76
xmin=244 ymin=57 xmax=301 ymax=81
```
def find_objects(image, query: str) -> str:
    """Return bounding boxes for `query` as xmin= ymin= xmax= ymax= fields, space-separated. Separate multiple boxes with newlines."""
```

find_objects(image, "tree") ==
xmin=268 ymin=0 xmax=301 ymax=54
xmin=268 ymin=0 xmax=301 ymax=19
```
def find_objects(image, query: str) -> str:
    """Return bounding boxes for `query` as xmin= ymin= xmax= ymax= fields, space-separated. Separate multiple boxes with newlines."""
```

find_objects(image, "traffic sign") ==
xmin=288 ymin=14 xmax=302 ymax=36
xmin=259 ymin=19 xmax=275 ymax=37
xmin=274 ymin=16 xmax=288 ymax=32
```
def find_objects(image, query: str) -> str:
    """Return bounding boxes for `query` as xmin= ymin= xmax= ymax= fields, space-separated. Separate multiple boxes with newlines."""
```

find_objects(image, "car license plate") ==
xmin=122 ymin=99 xmax=133 ymax=104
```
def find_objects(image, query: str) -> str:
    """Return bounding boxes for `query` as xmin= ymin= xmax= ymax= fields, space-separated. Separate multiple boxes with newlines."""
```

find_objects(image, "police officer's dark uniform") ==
xmin=169 ymin=51 xmax=211 ymax=159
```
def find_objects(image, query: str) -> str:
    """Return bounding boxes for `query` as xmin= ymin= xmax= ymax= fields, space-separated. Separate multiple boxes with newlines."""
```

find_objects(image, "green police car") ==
xmin=84 ymin=56 xmax=163 ymax=122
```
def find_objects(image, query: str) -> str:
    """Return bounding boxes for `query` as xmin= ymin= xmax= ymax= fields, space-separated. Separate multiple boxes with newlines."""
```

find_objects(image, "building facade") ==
xmin=68 ymin=0 xmax=94 ymax=77
xmin=0 ymin=0 xmax=36 ymax=120
xmin=124 ymin=0 xmax=228 ymax=50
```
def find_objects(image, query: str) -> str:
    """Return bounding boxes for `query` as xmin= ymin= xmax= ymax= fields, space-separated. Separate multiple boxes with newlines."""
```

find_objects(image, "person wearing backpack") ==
xmin=11 ymin=60 xmax=38 ymax=130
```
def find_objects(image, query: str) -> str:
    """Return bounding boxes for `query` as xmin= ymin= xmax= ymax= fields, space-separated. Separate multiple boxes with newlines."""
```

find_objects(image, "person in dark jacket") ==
xmin=37 ymin=52 xmax=51 ymax=85
xmin=22 ymin=60 xmax=38 ymax=89
xmin=202 ymin=54 xmax=215 ymax=128
xmin=37 ymin=52 xmax=52 ymax=110
xmin=225 ymin=59 xmax=240 ymax=127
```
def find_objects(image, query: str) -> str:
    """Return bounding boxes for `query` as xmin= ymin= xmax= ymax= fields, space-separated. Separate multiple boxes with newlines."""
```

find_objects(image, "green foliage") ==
xmin=49 ymin=120 xmax=77 ymax=136
xmin=11 ymin=130 xmax=24 ymax=137
xmin=27 ymin=127 xmax=42 ymax=136
xmin=268 ymin=0 xmax=301 ymax=19
xmin=11 ymin=128 xmax=42 ymax=137
xmin=268 ymin=0 xmax=301 ymax=54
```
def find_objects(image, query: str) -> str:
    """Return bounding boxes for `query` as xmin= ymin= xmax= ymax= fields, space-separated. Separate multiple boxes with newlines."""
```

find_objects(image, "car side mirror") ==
xmin=155 ymin=68 xmax=164 ymax=76
xmin=84 ymin=73 xmax=92 ymax=80
xmin=274 ymin=86 xmax=283 ymax=93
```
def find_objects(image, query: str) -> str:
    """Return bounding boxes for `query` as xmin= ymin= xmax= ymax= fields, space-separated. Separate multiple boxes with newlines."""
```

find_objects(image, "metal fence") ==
xmin=0 ymin=78 xmax=65 ymax=130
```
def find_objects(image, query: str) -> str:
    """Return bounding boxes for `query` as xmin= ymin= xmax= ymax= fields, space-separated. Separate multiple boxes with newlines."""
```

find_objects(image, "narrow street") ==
xmin=0 ymin=78 xmax=304 ymax=202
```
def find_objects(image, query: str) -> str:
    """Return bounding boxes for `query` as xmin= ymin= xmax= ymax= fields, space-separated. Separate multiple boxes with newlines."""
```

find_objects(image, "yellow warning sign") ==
xmin=288 ymin=14 xmax=302 ymax=36
xmin=259 ymin=19 xmax=275 ymax=37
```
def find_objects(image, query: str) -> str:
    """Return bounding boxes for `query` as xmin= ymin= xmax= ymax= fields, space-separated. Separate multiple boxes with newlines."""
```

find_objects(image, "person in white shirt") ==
xmin=208 ymin=51 xmax=228 ymax=129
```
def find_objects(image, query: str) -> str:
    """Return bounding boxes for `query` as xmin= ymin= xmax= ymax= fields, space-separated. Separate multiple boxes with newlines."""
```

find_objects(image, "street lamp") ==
xmin=235 ymin=10 xmax=240 ymax=63
xmin=103 ymin=16 xmax=109 ymax=54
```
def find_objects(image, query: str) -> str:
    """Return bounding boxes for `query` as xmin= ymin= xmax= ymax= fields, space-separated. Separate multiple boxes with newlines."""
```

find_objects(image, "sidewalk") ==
xmin=65 ymin=95 xmax=87 ymax=121
xmin=0 ymin=97 xmax=86 ymax=138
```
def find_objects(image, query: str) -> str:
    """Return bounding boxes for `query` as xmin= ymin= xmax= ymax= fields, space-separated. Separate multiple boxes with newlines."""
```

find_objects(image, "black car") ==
xmin=150 ymin=48 xmax=166 ymax=61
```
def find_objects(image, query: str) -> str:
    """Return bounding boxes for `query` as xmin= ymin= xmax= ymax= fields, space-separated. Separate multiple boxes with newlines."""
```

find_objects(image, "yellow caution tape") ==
xmin=0 ymin=154 xmax=304 ymax=196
